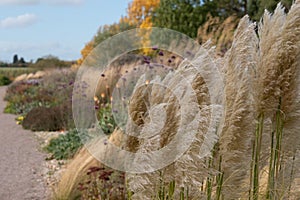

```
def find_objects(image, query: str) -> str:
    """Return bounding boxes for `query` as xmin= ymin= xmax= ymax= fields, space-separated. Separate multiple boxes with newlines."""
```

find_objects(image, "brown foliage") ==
xmin=197 ymin=14 xmax=240 ymax=56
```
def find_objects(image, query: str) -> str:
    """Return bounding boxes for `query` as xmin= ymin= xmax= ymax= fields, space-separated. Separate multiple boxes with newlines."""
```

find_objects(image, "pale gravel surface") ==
xmin=0 ymin=86 xmax=49 ymax=200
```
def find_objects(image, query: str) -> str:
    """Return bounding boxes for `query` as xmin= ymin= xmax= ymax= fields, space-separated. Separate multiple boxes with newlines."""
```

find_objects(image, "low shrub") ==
xmin=4 ymin=80 xmax=53 ymax=115
xmin=77 ymin=166 xmax=126 ymax=200
xmin=22 ymin=102 xmax=74 ymax=131
xmin=0 ymin=75 xmax=11 ymax=86
xmin=45 ymin=129 xmax=83 ymax=160
xmin=22 ymin=106 xmax=60 ymax=131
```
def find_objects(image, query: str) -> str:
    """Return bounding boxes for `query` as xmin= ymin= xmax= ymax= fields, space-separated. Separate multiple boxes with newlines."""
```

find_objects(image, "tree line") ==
xmin=78 ymin=0 xmax=293 ymax=63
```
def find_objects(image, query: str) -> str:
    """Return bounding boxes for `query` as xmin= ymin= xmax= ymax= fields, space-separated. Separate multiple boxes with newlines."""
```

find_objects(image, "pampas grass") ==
xmin=53 ymin=1 xmax=300 ymax=199
xmin=125 ymin=40 xmax=224 ymax=199
xmin=218 ymin=15 xmax=258 ymax=199
xmin=125 ymin=1 xmax=300 ymax=199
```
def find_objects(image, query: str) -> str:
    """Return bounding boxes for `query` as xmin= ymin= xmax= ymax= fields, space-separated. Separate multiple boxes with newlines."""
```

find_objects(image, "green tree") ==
xmin=153 ymin=0 xmax=217 ymax=38
xmin=77 ymin=19 xmax=136 ymax=65
xmin=215 ymin=0 xmax=247 ymax=17
xmin=32 ymin=55 xmax=71 ymax=69
xmin=251 ymin=0 xmax=293 ymax=21
xmin=93 ymin=19 xmax=136 ymax=47
xmin=19 ymin=57 xmax=26 ymax=64
xmin=13 ymin=54 xmax=18 ymax=64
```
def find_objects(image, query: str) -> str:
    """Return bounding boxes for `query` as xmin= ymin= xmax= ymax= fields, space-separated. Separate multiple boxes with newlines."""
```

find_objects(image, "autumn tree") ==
xmin=78 ymin=0 xmax=161 ymax=63
xmin=77 ymin=41 xmax=95 ymax=65
xmin=126 ymin=0 xmax=160 ymax=27
xmin=124 ymin=0 xmax=160 ymax=53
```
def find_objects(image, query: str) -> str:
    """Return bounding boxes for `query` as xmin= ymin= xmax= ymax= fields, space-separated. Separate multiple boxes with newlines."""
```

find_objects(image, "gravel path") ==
xmin=0 ymin=86 xmax=49 ymax=200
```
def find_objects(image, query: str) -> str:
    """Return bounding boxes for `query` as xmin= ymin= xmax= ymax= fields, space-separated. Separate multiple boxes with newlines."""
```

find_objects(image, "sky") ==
xmin=0 ymin=0 xmax=130 ymax=63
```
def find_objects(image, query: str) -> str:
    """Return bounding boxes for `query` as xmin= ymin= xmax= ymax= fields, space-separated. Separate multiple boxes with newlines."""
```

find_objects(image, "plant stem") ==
xmin=206 ymin=158 xmax=213 ymax=200
xmin=251 ymin=113 xmax=264 ymax=200
xmin=273 ymin=98 xmax=284 ymax=198
xmin=266 ymin=130 xmax=275 ymax=199
xmin=216 ymin=156 xmax=223 ymax=200
xmin=287 ymin=151 xmax=296 ymax=199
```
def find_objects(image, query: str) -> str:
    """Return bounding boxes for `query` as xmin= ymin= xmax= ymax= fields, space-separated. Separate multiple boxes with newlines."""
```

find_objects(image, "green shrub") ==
xmin=97 ymin=104 xmax=116 ymax=134
xmin=0 ymin=75 xmax=11 ymax=86
xmin=45 ymin=129 xmax=83 ymax=160
xmin=4 ymin=81 xmax=53 ymax=115
xmin=29 ymin=55 xmax=72 ymax=69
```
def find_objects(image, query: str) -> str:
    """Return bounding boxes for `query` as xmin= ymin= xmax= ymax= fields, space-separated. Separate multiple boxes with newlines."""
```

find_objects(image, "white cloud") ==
xmin=0 ymin=13 xmax=37 ymax=29
xmin=0 ymin=0 xmax=84 ymax=6
xmin=0 ymin=0 xmax=38 ymax=5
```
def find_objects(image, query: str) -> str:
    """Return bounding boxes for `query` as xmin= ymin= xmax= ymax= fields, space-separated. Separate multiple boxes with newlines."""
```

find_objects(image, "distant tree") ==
xmin=19 ymin=57 xmax=26 ymax=64
xmin=93 ymin=20 xmax=134 ymax=46
xmin=215 ymin=0 xmax=247 ymax=18
xmin=153 ymin=0 xmax=217 ymax=38
xmin=126 ymin=0 xmax=160 ymax=26
xmin=125 ymin=0 xmax=160 ymax=54
xmin=250 ymin=0 xmax=293 ymax=21
xmin=77 ymin=41 xmax=95 ymax=65
xmin=0 ymin=60 xmax=8 ymax=68
xmin=42 ymin=55 xmax=59 ymax=60
xmin=77 ymin=19 xmax=136 ymax=65
xmin=13 ymin=54 xmax=18 ymax=64
xmin=31 ymin=55 xmax=70 ymax=69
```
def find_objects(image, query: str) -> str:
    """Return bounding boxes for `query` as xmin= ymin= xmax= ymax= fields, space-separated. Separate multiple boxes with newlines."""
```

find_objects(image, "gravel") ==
xmin=0 ymin=86 xmax=49 ymax=200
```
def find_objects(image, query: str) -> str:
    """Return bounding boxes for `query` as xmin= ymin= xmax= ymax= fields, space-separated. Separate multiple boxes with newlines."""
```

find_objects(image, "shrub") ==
xmin=45 ymin=129 xmax=83 ymax=160
xmin=22 ymin=102 xmax=74 ymax=132
xmin=77 ymin=166 xmax=126 ymax=200
xmin=22 ymin=106 xmax=60 ymax=131
xmin=4 ymin=80 xmax=53 ymax=115
xmin=0 ymin=75 xmax=11 ymax=86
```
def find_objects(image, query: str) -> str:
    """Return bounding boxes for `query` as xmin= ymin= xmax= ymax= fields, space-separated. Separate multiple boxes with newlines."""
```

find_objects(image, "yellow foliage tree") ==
xmin=77 ymin=41 xmax=95 ymax=65
xmin=126 ymin=0 xmax=160 ymax=54
xmin=77 ymin=0 xmax=160 ymax=64
xmin=126 ymin=0 xmax=160 ymax=26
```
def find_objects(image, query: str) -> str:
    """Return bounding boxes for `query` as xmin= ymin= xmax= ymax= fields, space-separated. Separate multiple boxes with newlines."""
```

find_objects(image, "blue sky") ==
xmin=0 ymin=0 xmax=130 ymax=62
